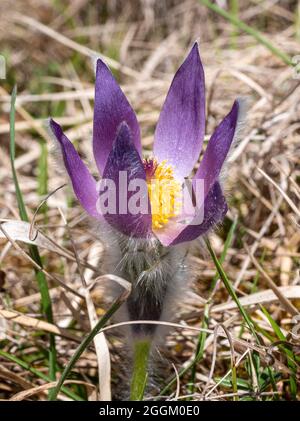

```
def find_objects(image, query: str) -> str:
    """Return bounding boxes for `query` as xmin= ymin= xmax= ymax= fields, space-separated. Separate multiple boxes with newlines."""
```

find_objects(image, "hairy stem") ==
xmin=130 ymin=339 xmax=151 ymax=401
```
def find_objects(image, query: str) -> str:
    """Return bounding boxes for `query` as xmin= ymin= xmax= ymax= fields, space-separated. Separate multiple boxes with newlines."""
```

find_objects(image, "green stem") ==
xmin=206 ymin=239 xmax=259 ymax=342
xmin=130 ymin=339 xmax=151 ymax=401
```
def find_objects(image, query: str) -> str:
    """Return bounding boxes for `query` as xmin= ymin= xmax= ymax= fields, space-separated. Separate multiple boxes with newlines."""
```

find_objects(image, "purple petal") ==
xmin=102 ymin=122 xmax=152 ymax=238
xmin=153 ymin=43 xmax=205 ymax=179
xmin=93 ymin=59 xmax=141 ymax=175
xmin=194 ymin=100 xmax=240 ymax=197
xmin=49 ymin=119 xmax=99 ymax=218
xmin=169 ymin=182 xmax=227 ymax=246
xmin=156 ymin=100 xmax=240 ymax=246
xmin=155 ymin=182 xmax=227 ymax=246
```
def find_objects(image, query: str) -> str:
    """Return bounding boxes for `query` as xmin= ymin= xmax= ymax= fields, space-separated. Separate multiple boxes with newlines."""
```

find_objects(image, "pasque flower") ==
xmin=49 ymin=43 xmax=241 ymax=247
xmin=50 ymin=45 xmax=243 ymax=396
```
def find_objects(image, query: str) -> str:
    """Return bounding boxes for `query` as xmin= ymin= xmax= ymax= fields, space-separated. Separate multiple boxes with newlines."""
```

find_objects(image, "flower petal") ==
xmin=102 ymin=122 xmax=152 ymax=238
xmin=153 ymin=43 xmax=205 ymax=179
xmin=93 ymin=58 xmax=141 ymax=175
xmin=49 ymin=119 xmax=99 ymax=218
xmin=154 ymin=99 xmax=241 ymax=246
xmin=195 ymin=99 xmax=240 ymax=197
xmin=169 ymin=182 xmax=227 ymax=246
xmin=155 ymin=181 xmax=227 ymax=246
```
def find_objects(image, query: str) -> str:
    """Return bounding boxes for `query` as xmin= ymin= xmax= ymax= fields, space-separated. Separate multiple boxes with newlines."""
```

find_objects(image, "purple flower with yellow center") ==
xmin=49 ymin=43 xmax=242 ymax=247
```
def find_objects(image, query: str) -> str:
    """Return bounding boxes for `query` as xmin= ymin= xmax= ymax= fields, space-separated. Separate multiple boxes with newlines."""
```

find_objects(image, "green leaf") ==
xmin=261 ymin=306 xmax=297 ymax=399
xmin=49 ymin=290 xmax=129 ymax=401
xmin=9 ymin=87 xmax=57 ymax=395
xmin=206 ymin=238 xmax=259 ymax=341
xmin=0 ymin=350 xmax=82 ymax=401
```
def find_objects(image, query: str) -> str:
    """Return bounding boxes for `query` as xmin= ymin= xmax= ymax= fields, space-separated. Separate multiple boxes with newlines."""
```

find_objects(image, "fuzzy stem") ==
xmin=130 ymin=339 xmax=151 ymax=401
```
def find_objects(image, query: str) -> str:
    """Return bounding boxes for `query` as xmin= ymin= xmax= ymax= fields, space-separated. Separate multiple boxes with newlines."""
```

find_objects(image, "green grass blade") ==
xmin=10 ymin=87 xmax=29 ymax=221
xmin=231 ymin=357 xmax=238 ymax=400
xmin=37 ymin=139 xmax=48 ymax=218
xmin=188 ymin=303 xmax=209 ymax=397
xmin=266 ymin=366 xmax=279 ymax=399
xmin=9 ymin=86 xmax=57 ymax=393
xmin=211 ymin=217 xmax=238 ymax=289
xmin=261 ymin=306 xmax=297 ymax=399
xmin=162 ymin=220 xmax=239 ymax=396
xmin=229 ymin=0 xmax=239 ymax=48
xmin=189 ymin=219 xmax=238 ymax=391
xmin=296 ymin=2 xmax=300 ymax=41
xmin=49 ymin=291 xmax=128 ymax=401
xmin=0 ymin=350 xmax=83 ymax=401
xmin=198 ymin=0 xmax=293 ymax=66
xmin=38 ymin=141 xmax=48 ymax=197
xmin=206 ymin=238 xmax=259 ymax=341
xmin=198 ymin=221 xmax=239 ymax=398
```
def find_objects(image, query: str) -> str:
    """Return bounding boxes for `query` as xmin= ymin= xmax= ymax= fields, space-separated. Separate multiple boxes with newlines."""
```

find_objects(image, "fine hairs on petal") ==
xmin=91 ymin=53 xmax=100 ymax=76
xmin=44 ymin=118 xmax=67 ymax=178
xmin=218 ymin=97 xmax=248 ymax=190
xmin=228 ymin=97 xmax=248 ymax=157
xmin=46 ymin=117 xmax=88 ymax=187
xmin=46 ymin=119 xmax=81 ymax=213
xmin=46 ymin=118 xmax=99 ymax=218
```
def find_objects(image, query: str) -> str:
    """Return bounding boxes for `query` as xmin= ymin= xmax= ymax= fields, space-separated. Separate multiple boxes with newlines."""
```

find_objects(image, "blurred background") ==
xmin=0 ymin=0 xmax=299 ymax=401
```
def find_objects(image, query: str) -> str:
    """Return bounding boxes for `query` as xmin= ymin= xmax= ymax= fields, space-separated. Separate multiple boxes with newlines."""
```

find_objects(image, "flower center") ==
xmin=143 ymin=158 xmax=181 ymax=230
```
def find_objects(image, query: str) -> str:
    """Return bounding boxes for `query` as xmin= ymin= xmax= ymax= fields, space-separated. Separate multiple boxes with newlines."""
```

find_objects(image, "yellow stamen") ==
xmin=143 ymin=158 xmax=181 ymax=230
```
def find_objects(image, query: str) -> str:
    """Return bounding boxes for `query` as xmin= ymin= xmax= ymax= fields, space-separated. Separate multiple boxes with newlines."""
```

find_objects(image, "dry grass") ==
xmin=0 ymin=0 xmax=299 ymax=401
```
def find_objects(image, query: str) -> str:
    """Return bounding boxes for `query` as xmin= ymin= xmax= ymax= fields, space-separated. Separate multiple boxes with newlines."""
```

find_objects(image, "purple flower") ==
xmin=49 ymin=43 xmax=242 ymax=247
